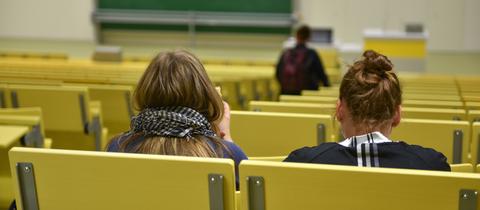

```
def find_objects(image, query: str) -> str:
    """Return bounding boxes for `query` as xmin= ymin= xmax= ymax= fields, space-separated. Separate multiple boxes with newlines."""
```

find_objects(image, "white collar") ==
xmin=338 ymin=131 xmax=392 ymax=147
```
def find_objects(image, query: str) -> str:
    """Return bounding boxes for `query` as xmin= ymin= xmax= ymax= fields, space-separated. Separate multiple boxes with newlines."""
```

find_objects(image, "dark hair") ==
xmin=339 ymin=50 xmax=402 ymax=127
xmin=296 ymin=25 xmax=311 ymax=42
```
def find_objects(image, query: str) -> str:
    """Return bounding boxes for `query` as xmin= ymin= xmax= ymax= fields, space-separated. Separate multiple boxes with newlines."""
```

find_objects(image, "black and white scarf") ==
xmin=130 ymin=106 xmax=216 ymax=139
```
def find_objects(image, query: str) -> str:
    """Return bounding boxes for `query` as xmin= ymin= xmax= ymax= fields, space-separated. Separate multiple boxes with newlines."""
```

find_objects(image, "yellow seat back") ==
xmin=450 ymin=163 xmax=474 ymax=173
xmin=230 ymin=111 xmax=335 ymax=157
xmin=7 ymin=85 xmax=90 ymax=132
xmin=402 ymin=100 xmax=464 ymax=109
xmin=212 ymin=77 xmax=243 ymax=110
xmin=9 ymin=147 xmax=236 ymax=210
xmin=301 ymin=90 xmax=339 ymax=97
xmin=402 ymin=107 xmax=467 ymax=121
xmin=240 ymin=160 xmax=480 ymax=210
xmin=279 ymin=95 xmax=337 ymax=104
xmin=6 ymin=85 xmax=106 ymax=151
xmin=249 ymin=101 xmax=335 ymax=115
xmin=391 ymin=118 xmax=470 ymax=164
xmin=84 ymin=84 xmax=134 ymax=136
xmin=403 ymin=94 xmax=462 ymax=101
xmin=469 ymin=110 xmax=480 ymax=122
xmin=248 ymin=156 xmax=286 ymax=162
xmin=472 ymin=122 xmax=480 ymax=167
xmin=466 ymin=102 xmax=480 ymax=111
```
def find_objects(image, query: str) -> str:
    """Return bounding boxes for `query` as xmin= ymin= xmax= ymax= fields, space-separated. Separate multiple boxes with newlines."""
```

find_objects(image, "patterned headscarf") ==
xmin=130 ymin=106 xmax=216 ymax=139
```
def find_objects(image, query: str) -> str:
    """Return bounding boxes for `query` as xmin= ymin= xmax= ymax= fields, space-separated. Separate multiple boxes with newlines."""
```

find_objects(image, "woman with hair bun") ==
xmin=284 ymin=50 xmax=450 ymax=171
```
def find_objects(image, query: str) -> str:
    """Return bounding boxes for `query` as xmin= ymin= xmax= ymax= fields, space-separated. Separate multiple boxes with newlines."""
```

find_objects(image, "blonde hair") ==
xmin=110 ymin=50 xmax=228 ymax=157
xmin=339 ymin=50 xmax=402 ymax=129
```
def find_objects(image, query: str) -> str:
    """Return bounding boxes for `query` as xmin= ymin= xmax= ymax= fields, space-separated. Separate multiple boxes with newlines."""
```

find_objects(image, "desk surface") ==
xmin=0 ymin=125 xmax=29 ymax=148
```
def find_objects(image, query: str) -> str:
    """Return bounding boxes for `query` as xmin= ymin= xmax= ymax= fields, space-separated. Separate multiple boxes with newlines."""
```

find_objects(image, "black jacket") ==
xmin=284 ymin=142 xmax=451 ymax=171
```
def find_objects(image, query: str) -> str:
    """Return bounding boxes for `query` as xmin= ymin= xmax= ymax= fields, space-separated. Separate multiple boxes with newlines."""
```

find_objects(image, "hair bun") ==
xmin=362 ymin=50 xmax=393 ymax=76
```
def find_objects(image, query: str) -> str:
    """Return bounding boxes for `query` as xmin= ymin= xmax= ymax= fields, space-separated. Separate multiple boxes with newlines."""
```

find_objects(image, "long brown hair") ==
xmin=108 ymin=50 xmax=228 ymax=157
xmin=339 ymin=50 xmax=402 ymax=129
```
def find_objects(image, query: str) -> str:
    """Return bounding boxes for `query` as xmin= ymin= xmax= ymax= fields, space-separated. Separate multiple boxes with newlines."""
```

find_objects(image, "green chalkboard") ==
xmin=98 ymin=0 xmax=292 ymax=13
xmin=97 ymin=0 xmax=292 ymax=35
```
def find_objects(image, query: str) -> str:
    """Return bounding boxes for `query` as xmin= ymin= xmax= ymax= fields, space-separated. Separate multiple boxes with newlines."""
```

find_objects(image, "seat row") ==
xmin=7 ymin=147 xmax=480 ymax=210
xmin=245 ymin=100 xmax=480 ymax=165
xmin=0 ymin=58 xmax=280 ymax=110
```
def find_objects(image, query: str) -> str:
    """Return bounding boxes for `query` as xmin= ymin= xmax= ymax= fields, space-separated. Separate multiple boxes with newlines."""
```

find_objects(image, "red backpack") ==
xmin=280 ymin=48 xmax=308 ymax=93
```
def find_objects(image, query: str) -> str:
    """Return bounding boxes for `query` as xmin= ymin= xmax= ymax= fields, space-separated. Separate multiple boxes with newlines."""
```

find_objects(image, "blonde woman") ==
xmin=107 ymin=50 xmax=247 ymax=184
xmin=285 ymin=50 xmax=450 ymax=171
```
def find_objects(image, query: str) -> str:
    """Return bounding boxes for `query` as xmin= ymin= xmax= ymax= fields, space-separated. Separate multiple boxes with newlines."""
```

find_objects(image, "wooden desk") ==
xmin=0 ymin=125 xmax=29 ymax=148
xmin=0 ymin=125 xmax=29 ymax=208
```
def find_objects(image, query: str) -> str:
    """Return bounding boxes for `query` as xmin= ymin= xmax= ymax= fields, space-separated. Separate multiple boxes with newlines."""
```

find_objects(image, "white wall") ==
xmin=0 ymin=0 xmax=478 ymax=51
xmin=464 ymin=0 xmax=480 ymax=50
xmin=0 ymin=0 xmax=95 ymax=41
xmin=298 ymin=0 xmax=480 ymax=51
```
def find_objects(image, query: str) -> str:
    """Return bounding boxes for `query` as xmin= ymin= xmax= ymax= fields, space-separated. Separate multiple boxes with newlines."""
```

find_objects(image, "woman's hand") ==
xmin=218 ymin=101 xmax=233 ymax=142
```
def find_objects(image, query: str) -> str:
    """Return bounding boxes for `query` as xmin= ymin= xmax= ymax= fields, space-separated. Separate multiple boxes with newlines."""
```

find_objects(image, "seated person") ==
xmin=107 ymin=50 xmax=248 ymax=186
xmin=284 ymin=50 xmax=450 ymax=171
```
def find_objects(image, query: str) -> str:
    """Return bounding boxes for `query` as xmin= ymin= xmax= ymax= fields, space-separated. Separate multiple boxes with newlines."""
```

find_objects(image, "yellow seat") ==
xmin=472 ymin=122 xmax=480 ymax=167
xmin=391 ymin=118 xmax=470 ymax=164
xmin=402 ymin=100 xmax=464 ymax=109
xmin=9 ymin=147 xmax=236 ymax=210
xmin=6 ymin=84 xmax=107 ymax=150
xmin=403 ymin=89 xmax=459 ymax=95
xmin=279 ymin=95 xmax=337 ymax=104
xmin=0 ymin=125 xmax=29 ymax=209
xmin=301 ymin=90 xmax=339 ymax=97
xmin=0 ymin=51 xmax=67 ymax=60
xmin=212 ymin=77 xmax=243 ymax=110
xmin=249 ymin=156 xmax=286 ymax=162
xmin=402 ymin=107 xmax=467 ymax=121
xmin=239 ymin=160 xmax=480 ymax=210
xmin=468 ymin=110 xmax=480 ymax=122
xmin=316 ymin=48 xmax=341 ymax=84
xmin=466 ymin=102 xmax=480 ymax=110
xmin=207 ymin=64 xmax=277 ymax=108
xmin=81 ymin=84 xmax=134 ymax=138
xmin=230 ymin=111 xmax=335 ymax=157
xmin=403 ymin=94 xmax=462 ymax=101
xmin=249 ymin=101 xmax=336 ymax=115
xmin=463 ymin=95 xmax=480 ymax=102
xmin=450 ymin=163 xmax=474 ymax=173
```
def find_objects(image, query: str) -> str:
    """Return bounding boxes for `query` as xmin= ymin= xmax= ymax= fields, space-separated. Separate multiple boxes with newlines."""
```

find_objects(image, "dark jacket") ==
xmin=284 ymin=142 xmax=451 ymax=171
xmin=276 ymin=43 xmax=330 ymax=95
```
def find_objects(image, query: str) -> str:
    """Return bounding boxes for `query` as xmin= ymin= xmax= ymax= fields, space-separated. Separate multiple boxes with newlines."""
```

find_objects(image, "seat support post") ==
xmin=208 ymin=174 xmax=225 ymax=210
xmin=317 ymin=123 xmax=326 ymax=144
xmin=247 ymin=176 xmax=265 ymax=210
xmin=16 ymin=162 xmax=39 ymax=210
xmin=453 ymin=129 xmax=463 ymax=164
